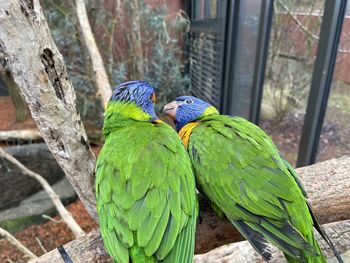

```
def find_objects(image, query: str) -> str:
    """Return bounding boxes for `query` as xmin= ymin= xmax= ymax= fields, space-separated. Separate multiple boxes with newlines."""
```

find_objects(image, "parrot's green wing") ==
xmin=96 ymin=121 xmax=197 ymax=263
xmin=188 ymin=115 xmax=325 ymax=262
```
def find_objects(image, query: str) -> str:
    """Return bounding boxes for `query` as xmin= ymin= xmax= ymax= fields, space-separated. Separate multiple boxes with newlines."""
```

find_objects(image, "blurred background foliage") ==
xmin=41 ymin=0 xmax=191 ymax=124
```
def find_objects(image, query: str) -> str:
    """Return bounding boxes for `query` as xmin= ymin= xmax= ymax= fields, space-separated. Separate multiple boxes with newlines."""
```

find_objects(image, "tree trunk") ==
xmin=75 ymin=0 xmax=112 ymax=108
xmin=0 ymin=0 xmax=97 ymax=220
xmin=29 ymin=155 xmax=350 ymax=262
xmin=127 ymin=0 xmax=144 ymax=79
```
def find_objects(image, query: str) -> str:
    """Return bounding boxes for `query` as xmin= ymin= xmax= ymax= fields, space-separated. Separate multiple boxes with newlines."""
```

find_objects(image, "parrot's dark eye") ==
xmin=185 ymin=99 xmax=193 ymax=104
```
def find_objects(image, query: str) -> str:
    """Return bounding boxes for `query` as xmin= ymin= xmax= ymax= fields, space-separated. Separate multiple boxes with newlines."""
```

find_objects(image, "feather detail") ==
xmin=178 ymin=122 xmax=199 ymax=147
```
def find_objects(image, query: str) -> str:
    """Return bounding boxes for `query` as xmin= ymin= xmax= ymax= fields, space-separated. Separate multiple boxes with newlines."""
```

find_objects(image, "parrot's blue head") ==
xmin=163 ymin=95 xmax=219 ymax=131
xmin=110 ymin=80 xmax=157 ymax=120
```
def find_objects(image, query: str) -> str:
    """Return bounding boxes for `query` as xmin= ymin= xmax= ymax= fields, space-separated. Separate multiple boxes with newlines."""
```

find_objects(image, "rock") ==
xmin=0 ymin=143 xmax=65 ymax=210
xmin=0 ymin=177 xmax=76 ymax=233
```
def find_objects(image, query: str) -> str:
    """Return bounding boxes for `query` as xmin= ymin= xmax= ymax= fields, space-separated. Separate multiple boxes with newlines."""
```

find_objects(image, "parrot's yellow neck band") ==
xmin=179 ymin=122 xmax=199 ymax=148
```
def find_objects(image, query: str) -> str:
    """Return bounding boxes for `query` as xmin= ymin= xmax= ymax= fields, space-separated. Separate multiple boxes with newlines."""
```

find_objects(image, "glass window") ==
xmin=229 ymin=0 xmax=262 ymax=118
xmin=316 ymin=0 xmax=350 ymax=162
xmin=260 ymin=1 xmax=324 ymax=165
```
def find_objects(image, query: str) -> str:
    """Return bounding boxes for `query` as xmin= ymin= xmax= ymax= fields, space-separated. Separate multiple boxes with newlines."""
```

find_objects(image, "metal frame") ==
xmin=220 ymin=0 xmax=240 ymax=114
xmin=249 ymin=0 xmax=274 ymax=124
xmin=296 ymin=0 xmax=347 ymax=167
xmin=221 ymin=0 xmax=274 ymax=122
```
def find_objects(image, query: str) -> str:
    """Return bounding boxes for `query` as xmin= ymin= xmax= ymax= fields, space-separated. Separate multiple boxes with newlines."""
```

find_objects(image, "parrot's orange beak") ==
xmin=163 ymin=101 xmax=178 ymax=119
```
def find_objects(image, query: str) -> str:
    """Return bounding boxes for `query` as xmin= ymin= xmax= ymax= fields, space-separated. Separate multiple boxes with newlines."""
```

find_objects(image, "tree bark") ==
xmin=0 ymin=0 xmax=97 ymax=220
xmin=29 ymin=155 xmax=350 ymax=262
xmin=75 ymin=0 xmax=112 ymax=108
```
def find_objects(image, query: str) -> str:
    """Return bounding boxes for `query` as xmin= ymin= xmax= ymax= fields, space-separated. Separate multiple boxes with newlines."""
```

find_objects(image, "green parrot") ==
xmin=163 ymin=96 xmax=343 ymax=263
xmin=96 ymin=81 xmax=197 ymax=263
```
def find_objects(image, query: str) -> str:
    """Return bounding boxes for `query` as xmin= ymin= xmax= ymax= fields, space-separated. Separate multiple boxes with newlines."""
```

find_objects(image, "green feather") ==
xmin=96 ymin=101 xmax=197 ymax=263
xmin=185 ymin=114 xmax=332 ymax=263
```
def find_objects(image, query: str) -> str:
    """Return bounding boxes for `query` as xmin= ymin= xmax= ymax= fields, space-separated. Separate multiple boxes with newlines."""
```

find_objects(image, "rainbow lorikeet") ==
xmin=164 ymin=96 xmax=343 ymax=263
xmin=96 ymin=82 xmax=197 ymax=263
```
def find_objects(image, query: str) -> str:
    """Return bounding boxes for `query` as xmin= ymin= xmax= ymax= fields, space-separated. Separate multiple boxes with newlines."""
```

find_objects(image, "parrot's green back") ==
xmin=183 ymin=114 xmax=336 ymax=263
xmin=96 ymin=102 xmax=197 ymax=263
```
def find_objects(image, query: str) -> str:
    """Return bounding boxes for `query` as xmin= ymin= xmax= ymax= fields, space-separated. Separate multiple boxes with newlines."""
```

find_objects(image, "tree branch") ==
xmin=28 ymin=219 xmax=350 ymax=263
xmin=0 ymin=227 xmax=38 ymax=260
xmin=0 ymin=129 xmax=42 ymax=141
xmin=0 ymin=147 xmax=85 ymax=238
xmin=0 ymin=0 xmax=97 ymax=220
xmin=75 ymin=0 xmax=112 ymax=108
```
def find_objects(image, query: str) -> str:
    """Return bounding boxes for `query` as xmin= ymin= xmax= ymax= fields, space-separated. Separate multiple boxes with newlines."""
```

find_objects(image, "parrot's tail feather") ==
xmin=308 ymin=204 xmax=344 ymax=263
xmin=232 ymin=220 xmax=272 ymax=261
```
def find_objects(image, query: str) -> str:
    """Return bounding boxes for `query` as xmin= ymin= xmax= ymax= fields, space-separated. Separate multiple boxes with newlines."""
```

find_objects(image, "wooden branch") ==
xmin=75 ymin=0 xmax=112 ymax=108
xmin=29 ymin=219 xmax=350 ymax=263
xmin=0 ymin=0 xmax=97 ymax=220
xmin=0 ymin=147 xmax=85 ymax=238
xmin=0 ymin=129 xmax=42 ymax=141
xmin=0 ymin=227 xmax=38 ymax=260
xmin=0 ymin=128 xmax=103 ymax=145
xmin=29 ymin=156 xmax=350 ymax=262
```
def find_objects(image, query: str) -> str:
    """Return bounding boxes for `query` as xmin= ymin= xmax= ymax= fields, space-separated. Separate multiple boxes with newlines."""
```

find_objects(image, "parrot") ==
xmin=163 ymin=95 xmax=343 ymax=263
xmin=95 ymin=81 xmax=197 ymax=263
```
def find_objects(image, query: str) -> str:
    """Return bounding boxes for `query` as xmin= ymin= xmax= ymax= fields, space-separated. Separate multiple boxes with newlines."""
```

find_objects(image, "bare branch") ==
xmin=0 ymin=130 xmax=42 ymax=142
xmin=0 ymin=148 xmax=85 ymax=238
xmin=0 ymin=227 xmax=37 ymax=260
xmin=75 ymin=0 xmax=112 ymax=108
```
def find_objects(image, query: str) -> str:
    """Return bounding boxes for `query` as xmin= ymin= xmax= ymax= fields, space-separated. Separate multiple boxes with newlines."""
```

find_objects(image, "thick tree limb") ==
xmin=0 ymin=227 xmax=38 ymax=260
xmin=29 ymin=219 xmax=350 ymax=263
xmin=0 ymin=0 xmax=97 ymax=220
xmin=0 ymin=147 xmax=85 ymax=238
xmin=29 ymin=156 xmax=350 ymax=262
xmin=75 ymin=0 xmax=112 ymax=108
